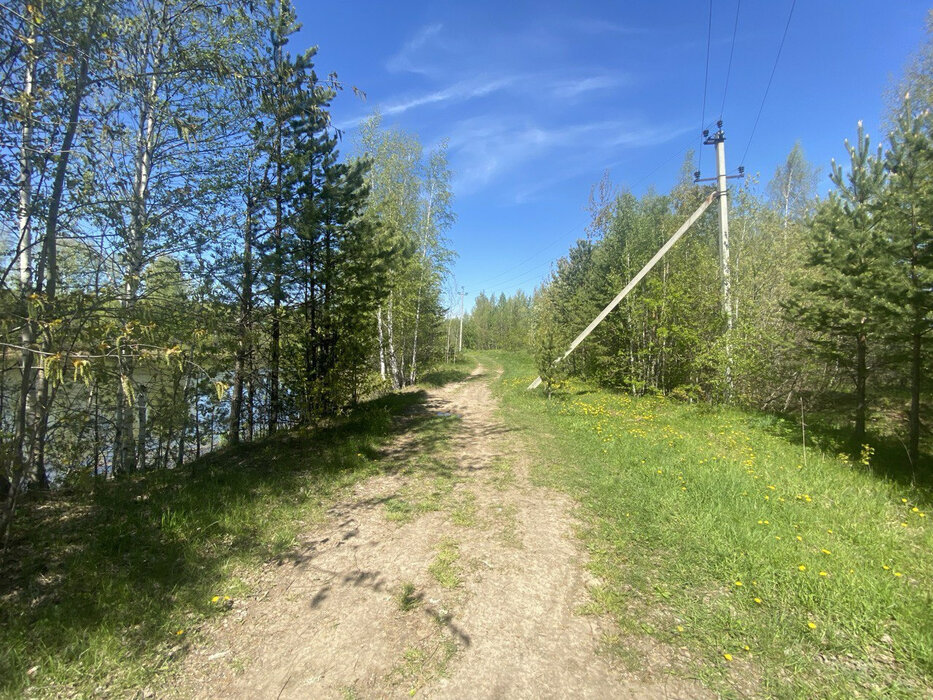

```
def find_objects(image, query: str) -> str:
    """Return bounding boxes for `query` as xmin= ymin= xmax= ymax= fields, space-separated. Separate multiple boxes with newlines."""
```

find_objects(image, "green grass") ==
xmin=428 ymin=537 xmax=461 ymax=589
xmin=481 ymin=350 xmax=933 ymax=698
xmin=0 ymin=376 xmax=465 ymax=698
xmin=396 ymin=581 xmax=421 ymax=612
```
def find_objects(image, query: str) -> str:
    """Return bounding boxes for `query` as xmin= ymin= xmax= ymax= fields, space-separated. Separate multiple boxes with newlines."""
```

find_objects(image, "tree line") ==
xmin=0 ymin=0 xmax=453 ymax=538
xmin=531 ymin=27 xmax=931 ymax=473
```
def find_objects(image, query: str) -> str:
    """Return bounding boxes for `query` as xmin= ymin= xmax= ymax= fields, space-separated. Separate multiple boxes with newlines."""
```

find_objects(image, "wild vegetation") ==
xmin=1 ymin=1 xmax=931 ymax=697
xmin=0 ymin=0 xmax=453 ymax=539
xmin=488 ymin=350 xmax=932 ymax=696
xmin=525 ymin=34 xmax=932 ymax=474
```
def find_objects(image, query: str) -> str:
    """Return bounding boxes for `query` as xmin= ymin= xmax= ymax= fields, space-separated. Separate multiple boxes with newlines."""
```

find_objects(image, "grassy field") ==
xmin=0 ymin=361 xmax=472 ymax=699
xmin=481 ymin=351 xmax=933 ymax=698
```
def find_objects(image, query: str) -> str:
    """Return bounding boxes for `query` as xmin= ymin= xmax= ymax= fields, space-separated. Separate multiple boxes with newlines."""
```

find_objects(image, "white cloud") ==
xmin=386 ymin=23 xmax=444 ymax=75
xmin=448 ymin=118 xmax=692 ymax=198
xmin=551 ymin=75 xmax=627 ymax=99
xmin=573 ymin=18 xmax=647 ymax=36
xmin=382 ymin=75 xmax=518 ymax=116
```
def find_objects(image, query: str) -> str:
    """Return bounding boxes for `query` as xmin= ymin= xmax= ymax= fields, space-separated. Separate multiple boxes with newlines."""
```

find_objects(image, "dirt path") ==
xmin=171 ymin=364 xmax=700 ymax=698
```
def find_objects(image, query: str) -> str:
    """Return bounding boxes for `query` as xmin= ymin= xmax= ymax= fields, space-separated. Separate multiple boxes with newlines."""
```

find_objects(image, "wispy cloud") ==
xmin=574 ymin=18 xmax=647 ymax=35
xmin=448 ymin=118 xmax=691 ymax=198
xmin=551 ymin=74 xmax=627 ymax=99
xmin=383 ymin=75 xmax=518 ymax=116
xmin=386 ymin=23 xmax=444 ymax=75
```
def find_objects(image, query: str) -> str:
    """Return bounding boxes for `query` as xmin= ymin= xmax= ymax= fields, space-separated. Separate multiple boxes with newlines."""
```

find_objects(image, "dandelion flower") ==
xmin=211 ymin=596 xmax=220 ymax=603
xmin=754 ymin=597 xmax=762 ymax=604
xmin=734 ymin=581 xmax=743 ymax=587
xmin=775 ymin=536 xmax=781 ymax=540
xmin=796 ymin=536 xmax=802 ymax=541
xmin=827 ymin=529 xmax=833 ymax=534
xmin=807 ymin=621 xmax=817 ymax=629
xmin=901 ymin=522 xmax=908 ymax=527
xmin=882 ymin=565 xmax=890 ymax=570
xmin=676 ymin=625 xmax=684 ymax=632
xmin=743 ymin=645 xmax=750 ymax=651
xmin=902 ymin=498 xmax=908 ymax=503
xmin=894 ymin=572 xmax=903 ymax=577
xmin=819 ymin=571 xmax=828 ymax=577
xmin=176 ymin=629 xmax=185 ymax=635
xmin=798 ymin=565 xmax=807 ymax=571
xmin=821 ymin=549 xmax=831 ymax=555
xmin=723 ymin=653 xmax=733 ymax=661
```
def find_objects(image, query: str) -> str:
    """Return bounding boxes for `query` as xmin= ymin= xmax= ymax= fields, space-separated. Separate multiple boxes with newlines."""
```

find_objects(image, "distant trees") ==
xmin=462 ymin=291 xmax=533 ymax=351
xmin=0 ymin=1 xmax=454 ymax=537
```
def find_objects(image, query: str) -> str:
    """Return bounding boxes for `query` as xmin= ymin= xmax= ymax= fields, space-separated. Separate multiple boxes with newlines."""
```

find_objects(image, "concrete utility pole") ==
xmin=528 ymin=191 xmax=718 ymax=390
xmin=703 ymin=122 xmax=733 ymax=335
xmin=458 ymin=287 xmax=465 ymax=353
xmin=700 ymin=121 xmax=742 ymax=394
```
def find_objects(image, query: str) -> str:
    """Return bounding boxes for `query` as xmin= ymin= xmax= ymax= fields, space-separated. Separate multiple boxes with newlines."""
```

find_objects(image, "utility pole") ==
xmin=528 ymin=192 xmax=718 ymax=390
xmin=458 ymin=287 xmax=465 ymax=353
xmin=697 ymin=120 xmax=743 ymax=395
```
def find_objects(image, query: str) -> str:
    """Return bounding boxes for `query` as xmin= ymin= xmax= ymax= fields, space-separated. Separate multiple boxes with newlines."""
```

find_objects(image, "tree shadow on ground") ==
xmin=0 ymin=387 xmax=448 ymax=696
xmin=419 ymin=367 xmax=474 ymax=388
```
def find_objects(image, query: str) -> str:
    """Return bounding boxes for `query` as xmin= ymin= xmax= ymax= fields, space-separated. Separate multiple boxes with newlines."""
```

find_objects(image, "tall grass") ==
xmin=484 ymin=351 xmax=932 ymax=697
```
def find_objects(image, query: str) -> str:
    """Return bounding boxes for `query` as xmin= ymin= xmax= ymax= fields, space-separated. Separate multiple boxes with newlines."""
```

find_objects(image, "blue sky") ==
xmin=294 ymin=0 xmax=930 ymax=312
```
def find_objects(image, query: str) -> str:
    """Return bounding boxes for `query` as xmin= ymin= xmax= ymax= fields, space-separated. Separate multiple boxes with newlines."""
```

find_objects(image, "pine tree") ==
xmin=789 ymin=122 xmax=887 ymax=448
xmin=883 ymin=95 xmax=933 ymax=472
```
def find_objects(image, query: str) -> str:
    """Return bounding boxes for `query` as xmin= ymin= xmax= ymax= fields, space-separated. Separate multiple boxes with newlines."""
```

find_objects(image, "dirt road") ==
xmin=171 ymin=364 xmax=700 ymax=698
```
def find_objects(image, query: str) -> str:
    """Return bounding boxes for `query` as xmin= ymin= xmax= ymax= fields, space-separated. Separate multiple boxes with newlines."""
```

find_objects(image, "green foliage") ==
xmin=488 ymin=351 xmax=933 ymax=697
xmin=0 ymin=388 xmax=434 ymax=697
xmin=463 ymin=291 xmax=534 ymax=351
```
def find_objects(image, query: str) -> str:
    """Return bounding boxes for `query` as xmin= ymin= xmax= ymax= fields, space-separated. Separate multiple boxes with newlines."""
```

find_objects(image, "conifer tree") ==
xmin=789 ymin=122 xmax=887 ymax=448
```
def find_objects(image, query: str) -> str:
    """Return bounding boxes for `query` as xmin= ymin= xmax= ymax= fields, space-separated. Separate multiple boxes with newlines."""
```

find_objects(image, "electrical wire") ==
xmin=474 ymin=229 xmax=571 ymax=287
xmin=740 ymin=0 xmax=797 ymax=166
xmin=719 ymin=0 xmax=741 ymax=119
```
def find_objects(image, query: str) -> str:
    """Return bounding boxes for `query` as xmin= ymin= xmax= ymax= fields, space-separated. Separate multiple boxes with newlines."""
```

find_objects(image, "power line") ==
xmin=719 ymin=0 xmax=741 ymax=120
xmin=740 ymin=0 xmax=797 ymax=166
xmin=474 ymin=230 xmax=569 ymax=287
xmin=699 ymin=0 xmax=713 ymax=175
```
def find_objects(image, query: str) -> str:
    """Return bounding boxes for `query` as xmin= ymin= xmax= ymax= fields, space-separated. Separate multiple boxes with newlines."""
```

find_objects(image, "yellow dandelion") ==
xmin=676 ymin=625 xmax=684 ymax=632
xmin=902 ymin=498 xmax=908 ymax=503
xmin=882 ymin=564 xmax=890 ymax=570
xmin=894 ymin=572 xmax=903 ymax=577
xmin=775 ymin=536 xmax=781 ymax=540
xmin=819 ymin=571 xmax=828 ymax=577
xmin=807 ymin=621 xmax=817 ymax=629
xmin=211 ymin=596 xmax=220 ymax=603
xmin=912 ymin=507 xmax=919 ymax=513
xmin=734 ymin=581 xmax=743 ymax=587
xmin=901 ymin=522 xmax=908 ymax=527
xmin=754 ymin=597 xmax=762 ymax=604
xmin=176 ymin=629 xmax=185 ymax=635
xmin=827 ymin=529 xmax=833 ymax=534
xmin=723 ymin=653 xmax=733 ymax=661
xmin=821 ymin=549 xmax=831 ymax=555
xmin=920 ymin=513 xmax=926 ymax=518
xmin=796 ymin=536 xmax=802 ymax=541
xmin=798 ymin=565 xmax=807 ymax=571
xmin=743 ymin=645 xmax=750 ymax=651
